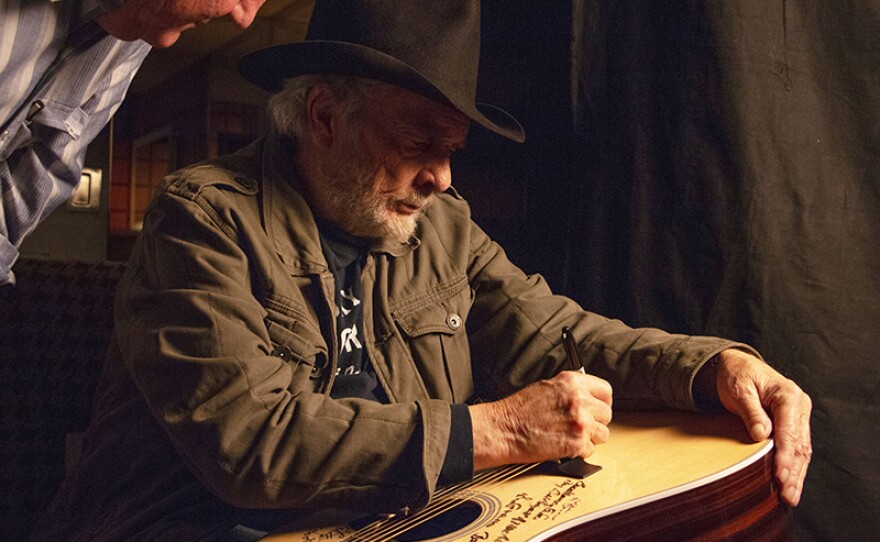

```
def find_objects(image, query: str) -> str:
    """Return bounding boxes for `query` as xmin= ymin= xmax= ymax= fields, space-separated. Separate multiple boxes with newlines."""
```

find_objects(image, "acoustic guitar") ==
xmin=265 ymin=410 xmax=793 ymax=542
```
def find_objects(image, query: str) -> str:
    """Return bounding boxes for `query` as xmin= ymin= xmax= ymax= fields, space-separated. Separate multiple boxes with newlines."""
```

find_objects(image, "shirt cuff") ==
xmin=437 ymin=403 xmax=474 ymax=487
xmin=693 ymin=353 xmax=731 ymax=412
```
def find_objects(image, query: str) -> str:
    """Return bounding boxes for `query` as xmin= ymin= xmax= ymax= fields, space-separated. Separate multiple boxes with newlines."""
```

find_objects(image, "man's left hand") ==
xmin=714 ymin=348 xmax=813 ymax=507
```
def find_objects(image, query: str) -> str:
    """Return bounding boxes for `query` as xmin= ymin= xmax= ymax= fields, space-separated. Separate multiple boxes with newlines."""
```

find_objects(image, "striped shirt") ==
xmin=0 ymin=0 xmax=150 ymax=284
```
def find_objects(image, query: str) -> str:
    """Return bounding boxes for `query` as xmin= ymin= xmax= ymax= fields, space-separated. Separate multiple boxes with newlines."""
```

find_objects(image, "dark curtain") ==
xmin=563 ymin=2 xmax=880 ymax=540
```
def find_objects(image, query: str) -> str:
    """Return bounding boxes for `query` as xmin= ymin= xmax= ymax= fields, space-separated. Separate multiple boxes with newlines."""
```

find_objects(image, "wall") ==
xmin=106 ymin=57 xmax=268 ymax=261
xmin=18 ymin=126 xmax=112 ymax=262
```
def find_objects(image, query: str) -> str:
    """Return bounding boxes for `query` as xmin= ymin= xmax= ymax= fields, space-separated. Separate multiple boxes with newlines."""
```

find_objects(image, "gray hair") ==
xmin=268 ymin=75 xmax=382 ymax=138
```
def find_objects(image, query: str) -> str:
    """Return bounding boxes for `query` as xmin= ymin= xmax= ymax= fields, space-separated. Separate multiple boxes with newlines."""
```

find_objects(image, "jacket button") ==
xmin=446 ymin=312 xmax=462 ymax=330
xmin=311 ymin=353 xmax=328 ymax=379
xmin=271 ymin=345 xmax=293 ymax=361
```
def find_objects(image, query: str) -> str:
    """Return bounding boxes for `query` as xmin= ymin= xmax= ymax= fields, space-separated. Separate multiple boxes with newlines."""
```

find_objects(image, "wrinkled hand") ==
xmin=469 ymin=371 xmax=613 ymax=471
xmin=714 ymin=349 xmax=813 ymax=506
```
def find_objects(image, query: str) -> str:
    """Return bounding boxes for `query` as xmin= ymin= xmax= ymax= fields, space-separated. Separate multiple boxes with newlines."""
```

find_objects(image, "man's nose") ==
xmin=229 ymin=1 xmax=264 ymax=29
xmin=415 ymin=156 xmax=453 ymax=193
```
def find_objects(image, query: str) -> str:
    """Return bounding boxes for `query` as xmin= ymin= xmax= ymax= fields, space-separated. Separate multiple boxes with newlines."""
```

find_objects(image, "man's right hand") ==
xmin=469 ymin=371 xmax=613 ymax=471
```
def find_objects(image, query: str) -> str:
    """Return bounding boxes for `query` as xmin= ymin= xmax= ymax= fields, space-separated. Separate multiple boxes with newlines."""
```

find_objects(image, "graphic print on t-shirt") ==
xmin=337 ymin=287 xmax=363 ymax=371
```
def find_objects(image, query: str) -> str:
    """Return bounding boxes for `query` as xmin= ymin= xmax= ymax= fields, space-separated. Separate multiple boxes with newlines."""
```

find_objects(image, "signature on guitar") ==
xmin=478 ymin=479 xmax=586 ymax=542
xmin=266 ymin=411 xmax=791 ymax=542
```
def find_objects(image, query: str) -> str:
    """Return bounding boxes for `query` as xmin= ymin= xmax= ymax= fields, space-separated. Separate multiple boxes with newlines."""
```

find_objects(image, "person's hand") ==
xmin=469 ymin=371 xmax=613 ymax=471
xmin=714 ymin=349 xmax=813 ymax=506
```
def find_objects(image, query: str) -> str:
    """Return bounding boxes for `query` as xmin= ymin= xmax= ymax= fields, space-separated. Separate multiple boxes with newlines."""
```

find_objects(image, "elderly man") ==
xmin=0 ymin=0 xmax=265 ymax=285
xmin=32 ymin=0 xmax=812 ymax=540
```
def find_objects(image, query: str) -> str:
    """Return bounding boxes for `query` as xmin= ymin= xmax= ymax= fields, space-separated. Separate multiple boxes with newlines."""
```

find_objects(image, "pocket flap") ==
xmin=393 ymin=276 xmax=471 ymax=337
xmin=28 ymin=100 xmax=87 ymax=139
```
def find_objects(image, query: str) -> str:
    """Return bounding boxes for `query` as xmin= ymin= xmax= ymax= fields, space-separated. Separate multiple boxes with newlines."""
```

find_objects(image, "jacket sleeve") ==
xmin=114 ymin=178 xmax=449 ymax=512
xmin=460 ymin=215 xmax=757 ymax=410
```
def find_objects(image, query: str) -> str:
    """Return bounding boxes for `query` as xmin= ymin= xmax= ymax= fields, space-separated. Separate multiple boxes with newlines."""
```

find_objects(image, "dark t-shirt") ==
xmin=316 ymin=219 xmax=473 ymax=486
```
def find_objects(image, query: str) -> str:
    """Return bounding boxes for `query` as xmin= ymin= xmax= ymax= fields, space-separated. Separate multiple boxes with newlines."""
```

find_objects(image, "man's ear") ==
xmin=306 ymin=85 xmax=337 ymax=149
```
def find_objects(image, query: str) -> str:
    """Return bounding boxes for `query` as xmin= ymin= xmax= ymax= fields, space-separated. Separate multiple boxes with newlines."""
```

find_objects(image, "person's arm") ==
xmin=454 ymin=209 xmax=749 ymax=411
xmin=438 ymin=199 xmax=808 ymax=496
xmin=116 ymin=180 xmax=452 ymax=513
xmin=0 ymin=29 xmax=149 ymax=283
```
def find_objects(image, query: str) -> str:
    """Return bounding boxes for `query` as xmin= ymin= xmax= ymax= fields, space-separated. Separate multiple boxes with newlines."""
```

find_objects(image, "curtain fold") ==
xmin=567 ymin=2 xmax=880 ymax=540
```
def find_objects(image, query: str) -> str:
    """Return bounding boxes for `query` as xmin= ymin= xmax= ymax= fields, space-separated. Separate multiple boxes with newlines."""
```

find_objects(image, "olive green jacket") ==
xmin=35 ymin=134 xmax=750 ymax=540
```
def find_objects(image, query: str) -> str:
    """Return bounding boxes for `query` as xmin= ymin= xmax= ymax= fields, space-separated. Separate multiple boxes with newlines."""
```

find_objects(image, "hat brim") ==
xmin=239 ymin=41 xmax=525 ymax=143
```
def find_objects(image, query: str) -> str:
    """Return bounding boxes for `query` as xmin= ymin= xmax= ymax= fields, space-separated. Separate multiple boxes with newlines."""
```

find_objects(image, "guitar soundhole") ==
xmin=351 ymin=500 xmax=485 ymax=542
xmin=395 ymin=501 xmax=482 ymax=541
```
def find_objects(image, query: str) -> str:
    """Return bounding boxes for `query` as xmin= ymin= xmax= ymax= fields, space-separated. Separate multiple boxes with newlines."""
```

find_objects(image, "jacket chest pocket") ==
xmin=264 ymin=310 xmax=329 ymax=394
xmin=391 ymin=277 xmax=474 ymax=403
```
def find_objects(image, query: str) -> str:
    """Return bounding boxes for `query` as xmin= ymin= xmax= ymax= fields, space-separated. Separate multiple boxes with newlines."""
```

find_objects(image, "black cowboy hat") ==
xmin=238 ymin=0 xmax=525 ymax=143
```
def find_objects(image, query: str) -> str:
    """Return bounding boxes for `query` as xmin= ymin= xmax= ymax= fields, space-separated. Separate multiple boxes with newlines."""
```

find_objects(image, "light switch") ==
xmin=68 ymin=167 xmax=102 ymax=211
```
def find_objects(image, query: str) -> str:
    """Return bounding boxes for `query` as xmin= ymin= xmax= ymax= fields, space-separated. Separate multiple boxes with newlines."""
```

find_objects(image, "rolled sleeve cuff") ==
xmin=437 ymin=403 xmax=474 ymax=487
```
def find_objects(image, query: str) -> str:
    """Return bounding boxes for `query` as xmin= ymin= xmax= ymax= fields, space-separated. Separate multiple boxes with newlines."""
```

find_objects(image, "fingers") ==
xmin=715 ymin=349 xmax=813 ymax=507
xmin=591 ymin=418 xmax=611 ymax=445
xmin=725 ymin=378 xmax=773 ymax=442
xmin=774 ymin=431 xmax=812 ymax=506
xmin=715 ymin=350 xmax=773 ymax=441
xmin=576 ymin=371 xmax=613 ymax=407
xmin=546 ymin=371 xmax=613 ymax=457
xmin=469 ymin=371 xmax=614 ymax=469
xmin=560 ymin=370 xmax=612 ymax=418
xmin=766 ymin=380 xmax=813 ymax=506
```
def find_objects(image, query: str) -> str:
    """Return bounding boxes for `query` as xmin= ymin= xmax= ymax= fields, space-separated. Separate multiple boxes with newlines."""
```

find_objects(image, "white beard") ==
xmin=313 ymin=132 xmax=432 ymax=243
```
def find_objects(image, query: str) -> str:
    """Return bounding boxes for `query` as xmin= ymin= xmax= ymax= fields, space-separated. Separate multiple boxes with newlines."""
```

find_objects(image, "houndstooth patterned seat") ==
xmin=0 ymin=259 xmax=126 ymax=540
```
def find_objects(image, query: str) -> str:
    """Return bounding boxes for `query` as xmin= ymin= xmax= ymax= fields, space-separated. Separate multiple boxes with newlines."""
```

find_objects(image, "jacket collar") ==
xmin=261 ymin=131 xmax=328 ymax=275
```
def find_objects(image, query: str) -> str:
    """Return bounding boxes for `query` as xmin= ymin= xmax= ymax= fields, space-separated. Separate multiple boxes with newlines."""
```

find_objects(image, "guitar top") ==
xmin=265 ymin=411 xmax=789 ymax=542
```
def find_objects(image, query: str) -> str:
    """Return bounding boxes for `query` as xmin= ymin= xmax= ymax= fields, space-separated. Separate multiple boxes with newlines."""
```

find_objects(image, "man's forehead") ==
xmin=371 ymin=84 xmax=470 ymax=138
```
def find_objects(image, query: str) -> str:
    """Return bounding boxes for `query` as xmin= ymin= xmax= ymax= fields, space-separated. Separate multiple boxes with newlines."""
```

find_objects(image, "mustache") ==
xmin=395 ymin=192 xmax=433 ymax=210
